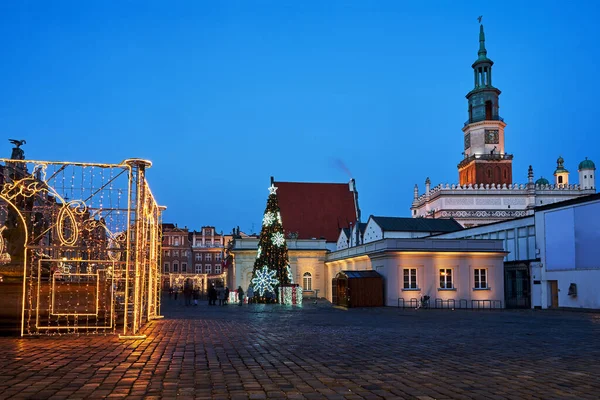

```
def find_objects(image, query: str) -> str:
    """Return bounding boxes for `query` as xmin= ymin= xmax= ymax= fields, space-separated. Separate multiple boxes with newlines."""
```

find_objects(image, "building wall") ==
xmin=326 ymin=239 xmax=506 ymax=307
xmin=411 ymin=184 xmax=595 ymax=227
xmin=230 ymin=238 xmax=328 ymax=297
xmin=534 ymin=198 xmax=600 ymax=309
xmin=433 ymin=216 xmax=536 ymax=262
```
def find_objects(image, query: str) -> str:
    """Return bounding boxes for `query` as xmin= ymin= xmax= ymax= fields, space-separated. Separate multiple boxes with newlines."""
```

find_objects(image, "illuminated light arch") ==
xmin=0 ymin=193 xmax=29 ymax=337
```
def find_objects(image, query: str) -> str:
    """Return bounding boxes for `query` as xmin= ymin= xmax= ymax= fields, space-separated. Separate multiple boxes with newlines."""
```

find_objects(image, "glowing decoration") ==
xmin=251 ymin=266 xmax=278 ymax=296
xmin=0 ymin=157 xmax=164 ymax=337
xmin=249 ymin=181 xmax=291 ymax=302
xmin=278 ymin=284 xmax=303 ymax=305
xmin=262 ymin=212 xmax=275 ymax=226
xmin=286 ymin=264 xmax=293 ymax=283
xmin=272 ymin=232 xmax=285 ymax=247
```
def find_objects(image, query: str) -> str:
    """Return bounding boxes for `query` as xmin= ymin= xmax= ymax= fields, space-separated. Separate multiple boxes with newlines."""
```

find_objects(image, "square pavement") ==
xmin=1 ymin=297 xmax=600 ymax=399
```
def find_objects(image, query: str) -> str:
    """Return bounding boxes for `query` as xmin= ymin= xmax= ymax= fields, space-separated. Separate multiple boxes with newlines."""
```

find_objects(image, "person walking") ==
xmin=193 ymin=287 xmax=199 ymax=306
xmin=237 ymin=286 xmax=244 ymax=306
xmin=224 ymin=287 xmax=230 ymax=305
xmin=247 ymin=285 xmax=254 ymax=305
xmin=217 ymin=287 xmax=225 ymax=306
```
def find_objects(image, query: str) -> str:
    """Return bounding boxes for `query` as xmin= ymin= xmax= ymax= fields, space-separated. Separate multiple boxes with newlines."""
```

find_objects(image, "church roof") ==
xmin=274 ymin=180 xmax=358 ymax=242
xmin=371 ymin=216 xmax=463 ymax=233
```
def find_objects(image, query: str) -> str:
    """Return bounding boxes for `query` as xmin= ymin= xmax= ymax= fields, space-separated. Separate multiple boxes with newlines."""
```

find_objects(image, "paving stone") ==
xmin=1 ymin=300 xmax=600 ymax=398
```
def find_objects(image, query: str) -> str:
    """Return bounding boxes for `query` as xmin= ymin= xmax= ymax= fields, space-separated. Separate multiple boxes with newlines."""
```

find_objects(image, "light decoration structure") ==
xmin=0 ymin=158 xmax=164 ymax=338
xmin=249 ymin=183 xmax=291 ymax=302
xmin=278 ymin=284 xmax=303 ymax=305
xmin=251 ymin=266 xmax=279 ymax=296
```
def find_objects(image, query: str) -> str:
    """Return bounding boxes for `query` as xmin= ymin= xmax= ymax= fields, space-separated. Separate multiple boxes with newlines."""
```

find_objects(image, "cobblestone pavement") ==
xmin=1 ymin=298 xmax=600 ymax=399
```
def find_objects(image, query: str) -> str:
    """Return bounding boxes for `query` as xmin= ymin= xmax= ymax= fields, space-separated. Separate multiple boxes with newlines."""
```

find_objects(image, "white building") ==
xmin=411 ymin=23 xmax=596 ymax=227
xmin=533 ymin=194 xmax=600 ymax=309
xmin=326 ymin=238 xmax=506 ymax=308
xmin=432 ymin=216 xmax=537 ymax=308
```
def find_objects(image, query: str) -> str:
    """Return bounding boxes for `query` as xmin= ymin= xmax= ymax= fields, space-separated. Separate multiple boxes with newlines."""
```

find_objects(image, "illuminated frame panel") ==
xmin=35 ymin=259 xmax=116 ymax=331
xmin=50 ymin=273 xmax=100 ymax=317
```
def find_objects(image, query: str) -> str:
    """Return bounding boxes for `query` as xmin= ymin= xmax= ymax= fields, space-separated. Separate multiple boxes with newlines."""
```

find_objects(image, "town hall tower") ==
xmin=459 ymin=23 xmax=512 ymax=186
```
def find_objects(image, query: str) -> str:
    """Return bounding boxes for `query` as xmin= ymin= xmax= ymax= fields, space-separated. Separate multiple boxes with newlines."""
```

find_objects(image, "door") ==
xmin=504 ymin=263 xmax=531 ymax=309
xmin=548 ymin=280 xmax=559 ymax=308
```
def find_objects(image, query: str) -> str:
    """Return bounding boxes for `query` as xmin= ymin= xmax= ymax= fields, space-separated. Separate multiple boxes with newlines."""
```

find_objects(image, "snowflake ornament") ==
xmin=252 ymin=266 xmax=279 ymax=296
xmin=272 ymin=232 xmax=285 ymax=247
xmin=262 ymin=212 xmax=276 ymax=226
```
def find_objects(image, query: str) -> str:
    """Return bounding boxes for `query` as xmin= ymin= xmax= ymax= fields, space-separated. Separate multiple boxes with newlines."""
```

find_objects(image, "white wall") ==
xmin=434 ymin=216 xmax=536 ymax=262
xmin=535 ymin=198 xmax=600 ymax=309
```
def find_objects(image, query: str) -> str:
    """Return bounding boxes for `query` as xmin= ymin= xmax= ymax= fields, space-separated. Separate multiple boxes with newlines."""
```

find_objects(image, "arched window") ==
xmin=303 ymin=272 xmax=312 ymax=291
xmin=558 ymin=176 xmax=563 ymax=184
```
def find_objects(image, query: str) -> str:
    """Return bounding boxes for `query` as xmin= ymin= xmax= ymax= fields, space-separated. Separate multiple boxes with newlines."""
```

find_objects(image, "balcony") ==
xmin=458 ymin=153 xmax=513 ymax=169
xmin=464 ymin=115 xmax=504 ymax=127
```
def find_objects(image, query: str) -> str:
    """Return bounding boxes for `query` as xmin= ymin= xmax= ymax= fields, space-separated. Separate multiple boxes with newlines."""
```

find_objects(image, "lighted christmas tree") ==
xmin=250 ymin=183 xmax=292 ymax=302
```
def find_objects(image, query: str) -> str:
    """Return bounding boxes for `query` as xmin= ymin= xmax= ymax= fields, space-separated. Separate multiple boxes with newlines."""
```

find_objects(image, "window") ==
xmin=164 ymin=250 xmax=170 ymax=257
xmin=195 ymin=264 xmax=202 ymax=273
xmin=215 ymin=253 xmax=222 ymax=262
xmin=181 ymin=263 xmax=187 ymax=272
xmin=205 ymin=264 xmax=212 ymax=274
xmin=474 ymin=269 xmax=488 ymax=289
xmin=206 ymin=253 xmax=212 ymax=261
xmin=173 ymin=263 xmax=179 ymax=272
xmin=439 ymin=268 xmax=453 ymax=289
xmin=303 ymin=272 xmax=312 ymax=291
xmin=164 ymin=263 xmax=170 ymax=273
xmin=215 ymin=264 xmax=222 ymax=274
xmin=174 ymin=238 xmax=180 ymax=246
xmin=195 ymin=253 xmax=201 ymax=261
xmin=403 ymin=268 xmax=418 ymax=289
xmin=182 ymin=250 xmax=187 ymax=257
xmin=174 ymin=250 xmax=179 ymax=257
xmin=558 ymin=176 xmax=563 ymax=184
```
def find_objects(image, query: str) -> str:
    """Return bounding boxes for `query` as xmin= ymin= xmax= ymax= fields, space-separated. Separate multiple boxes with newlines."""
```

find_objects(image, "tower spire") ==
xmin=478 ymin=24 xmax=487 ymax=60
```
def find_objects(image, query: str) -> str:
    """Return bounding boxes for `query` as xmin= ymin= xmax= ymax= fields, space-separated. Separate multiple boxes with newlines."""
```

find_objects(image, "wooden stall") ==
xmin=332 ymin=270 xmax=383 ymax=308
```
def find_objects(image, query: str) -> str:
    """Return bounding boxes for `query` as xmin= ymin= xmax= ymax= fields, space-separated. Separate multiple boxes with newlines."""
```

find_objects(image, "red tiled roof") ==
xmin=274 ymin=181 xmax=358 ymax=242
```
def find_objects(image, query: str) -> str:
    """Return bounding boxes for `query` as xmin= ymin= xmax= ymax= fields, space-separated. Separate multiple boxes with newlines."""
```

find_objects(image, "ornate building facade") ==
xmin=411 ymin=24 xmax=596 ymax=227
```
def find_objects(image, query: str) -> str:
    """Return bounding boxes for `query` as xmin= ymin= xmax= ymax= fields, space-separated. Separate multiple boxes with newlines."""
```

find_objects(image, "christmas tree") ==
xmin=250 ymin=183 xmax=292 ymax=301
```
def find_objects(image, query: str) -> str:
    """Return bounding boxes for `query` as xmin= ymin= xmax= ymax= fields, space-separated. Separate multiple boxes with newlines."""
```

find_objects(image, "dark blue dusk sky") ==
xmin=1 ymin=1 xmax=598 ymax=234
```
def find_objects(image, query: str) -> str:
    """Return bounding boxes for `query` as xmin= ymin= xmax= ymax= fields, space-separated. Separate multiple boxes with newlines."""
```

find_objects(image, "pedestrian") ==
xmin=237 ymin=286 xmax=244 ymax=306
xmin=208 ymin=285 xmax=217 ymax=305
xmin=184 ymin=279 xmax=193 ymax=306
xmin=218 ymin=287 xmax=225 ymax=306
xmin=193 ymin=287 xmax=199 ymax=306
xmin=247 ymin=285 xmax=254 ymax=304
xmin=224 ymin=287 xmax=230 ymax=305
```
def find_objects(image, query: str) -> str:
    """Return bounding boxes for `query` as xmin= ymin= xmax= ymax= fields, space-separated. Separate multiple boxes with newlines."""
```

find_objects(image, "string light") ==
xmin=0 ymin=158 xmax=163 ymax=337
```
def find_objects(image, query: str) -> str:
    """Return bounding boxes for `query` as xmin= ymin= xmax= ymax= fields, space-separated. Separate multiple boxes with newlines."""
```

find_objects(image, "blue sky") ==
xmin=1 ymin=1 xmax=598 ymax=234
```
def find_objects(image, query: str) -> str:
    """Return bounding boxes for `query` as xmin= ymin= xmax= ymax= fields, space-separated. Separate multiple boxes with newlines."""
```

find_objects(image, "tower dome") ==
xmin=535 ymin=177 xmax=550 ymax=186
xmin=578 ymin=157 xmax=596 ymax=190
xmin=578 ymin=157 xmax=596 ymax=170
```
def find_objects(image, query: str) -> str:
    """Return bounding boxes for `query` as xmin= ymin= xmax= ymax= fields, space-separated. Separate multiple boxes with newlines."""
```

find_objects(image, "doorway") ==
xmin=504 ymin=262 xmax=531 ymax=309
xmin=548 ymin=280 xmax=559 ymax=308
